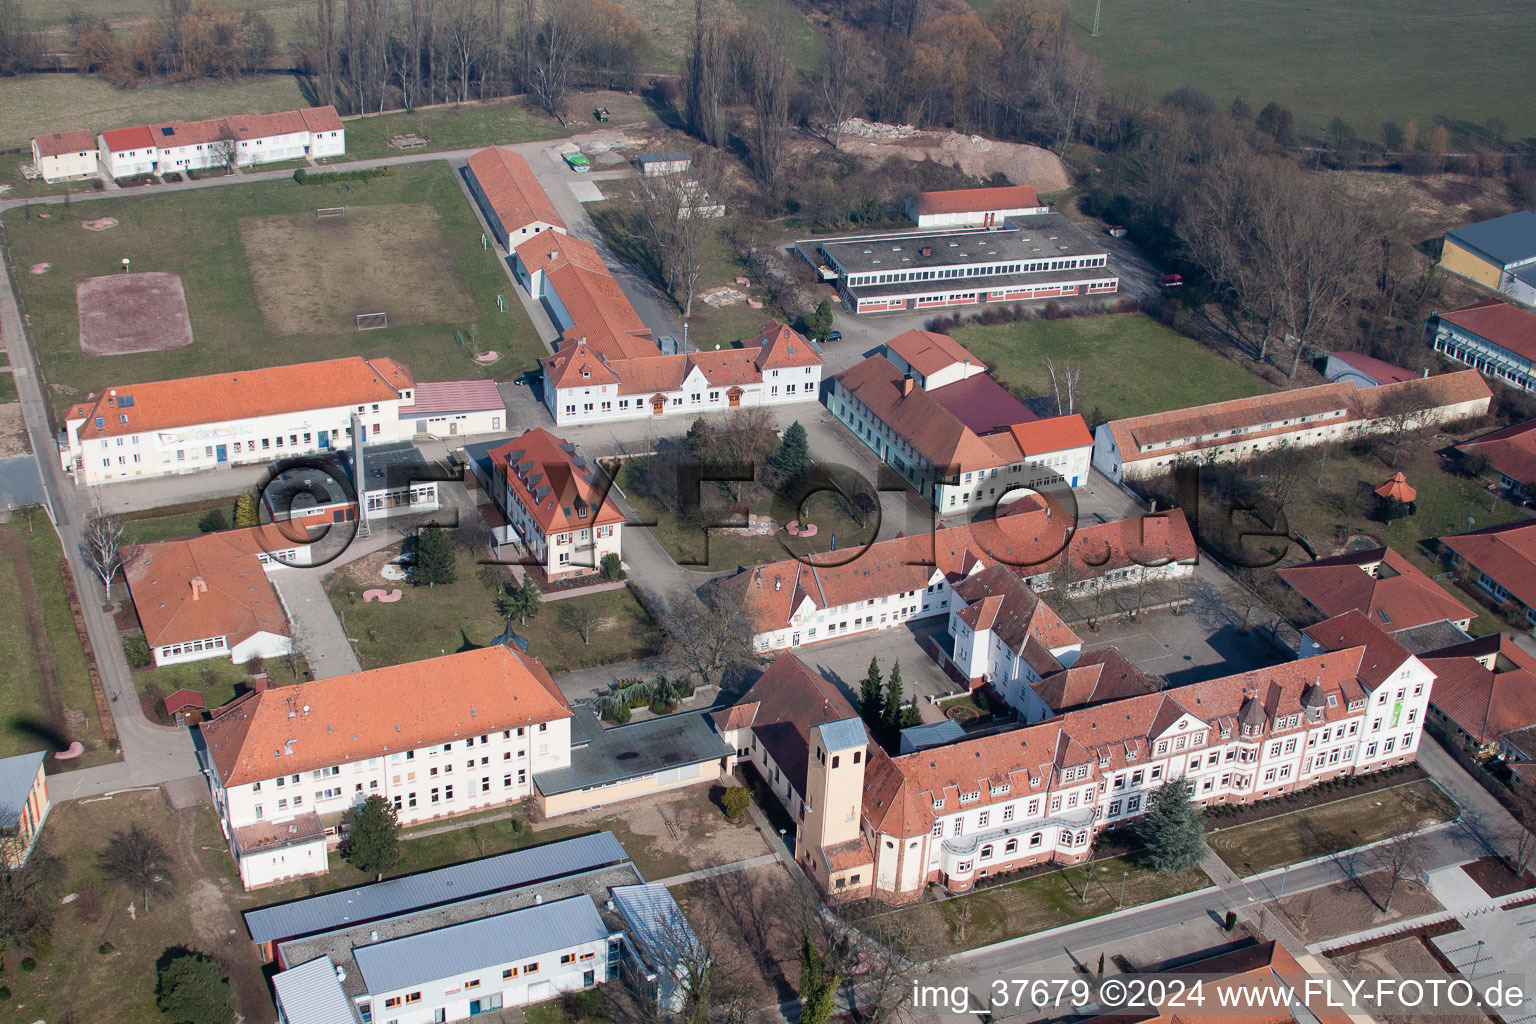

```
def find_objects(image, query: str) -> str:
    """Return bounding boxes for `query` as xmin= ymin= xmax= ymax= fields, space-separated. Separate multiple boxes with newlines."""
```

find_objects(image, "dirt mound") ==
xmin=834 ymin=121 xmax=1071 ymax=193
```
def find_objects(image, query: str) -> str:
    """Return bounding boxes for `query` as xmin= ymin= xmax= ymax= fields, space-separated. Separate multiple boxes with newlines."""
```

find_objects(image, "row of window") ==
xmin=159 ymin=635 xmax=226 ymax=659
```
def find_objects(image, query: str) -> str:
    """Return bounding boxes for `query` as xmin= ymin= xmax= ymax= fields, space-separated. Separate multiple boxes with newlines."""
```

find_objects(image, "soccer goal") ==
xmin=355 ymin=312 xmax=388 ymax=330
xmin=317 ymin=207 xmax=346 ymax=219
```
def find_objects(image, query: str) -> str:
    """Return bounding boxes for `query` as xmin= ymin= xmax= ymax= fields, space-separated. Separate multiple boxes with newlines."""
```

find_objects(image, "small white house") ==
xmin=97 ymin=125 xmax=158 ymax=178
xmin=637 ymin=151 xmax=691 ymax=176
xmin=29 ymin=130 xmax=98 ymax=183
xmin=905 ymin=185 xmax=1050 ymax=229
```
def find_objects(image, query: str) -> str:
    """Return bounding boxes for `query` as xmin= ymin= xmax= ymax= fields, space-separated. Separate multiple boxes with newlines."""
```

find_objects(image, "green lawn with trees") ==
xmin=950 ymin=314 xmax=1271 ymax=423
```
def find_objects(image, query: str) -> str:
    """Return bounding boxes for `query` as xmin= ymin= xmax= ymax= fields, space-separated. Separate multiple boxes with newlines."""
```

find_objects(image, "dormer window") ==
xmin=578 ymin=506 xmax=589 ymax=518
xmin=582 ymin=369 xmax=590 ymax=378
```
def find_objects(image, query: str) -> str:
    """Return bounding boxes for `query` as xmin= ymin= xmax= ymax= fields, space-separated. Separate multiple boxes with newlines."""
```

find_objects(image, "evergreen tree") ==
xmin=412 ymin=527 xmax=457 ymax=586
xmin=858 ymin=656 xmax=884 ymax=727
xmin=156 ymin=949 xmax=234 ymax=1024
xmin=798 ymin=931 xmax=840 ymax=1024
xmin=197 ymin=508 xmax=228 ymax=533
xmin=232 ymin=492 xmax=258 ymax=528
xmin=882 ymin=661 xmax=905 ymax=736
xmin=342 ymin=795 xmax=402 ymax=881
xmin=495 ymin=578 xmax=541 ymax=625
xmin=1136 ymin=775 xmax=1208 ymax=874
xmin=770 ymin=421 xmax=812 ymax=485
xmin=807 ymin=300 xmax=834 ymax=341
xmin=684 ymin=417 xmax=715 ymax=459
xmin=600 ymin=552 xmax=626 ymax=580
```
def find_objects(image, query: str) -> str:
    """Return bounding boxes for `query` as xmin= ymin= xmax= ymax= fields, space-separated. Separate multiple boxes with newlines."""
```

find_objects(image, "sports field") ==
xmin=1066 ymin=0 xmax=1536 ymax=139
xmin=2 ymin=162 xmax=547 ymax=410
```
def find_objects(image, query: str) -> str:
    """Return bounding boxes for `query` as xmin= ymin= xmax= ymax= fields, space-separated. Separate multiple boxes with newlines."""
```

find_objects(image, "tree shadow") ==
xmin=8 ymin=718 xmax=71 ymax=754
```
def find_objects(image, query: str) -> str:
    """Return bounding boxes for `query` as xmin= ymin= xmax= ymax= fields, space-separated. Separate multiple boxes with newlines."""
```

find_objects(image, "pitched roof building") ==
xmin=464 ymin=145 xmax=567 ymax=248
xmin=515 ymin=230 xmax=655 ymax=362
xmin=1454 ymin=418 xmax=1536 ymax=498
xmin=1093 ymin=371 xmax=1492 ymax=483
xmin=905 ymin=185 xmax=1049 ymax=228
xmin=1324 ymin=350 xmax=1420 ymax=387
xmin=1421 ymin=635 xmax=1536 ymax=755
xmin=1439 ymin=517 xmax=1536 ymax=627
xmin=1426 ymin=300 xmax=1536 ymax=390
xmin=485 ymin=428 xmax=627 ymax=579
xmin=538 ymin=322 xmax=822 ymax=427
xmin=1439 ymin=211 xmax=1536 ymax=302
xmin=1278 ymin=546 xmax=1475 ymax=633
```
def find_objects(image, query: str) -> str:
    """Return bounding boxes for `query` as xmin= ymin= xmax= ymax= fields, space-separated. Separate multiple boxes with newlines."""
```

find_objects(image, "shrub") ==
xmin=721 ymin=787 xmax=751 ymax=819
xmin=20 ymin=958 xmax=35 ymax=972
xmin=197 ymin=508 xmax=228 ymax=533
xmin=599 ymin=552 xmax=625 ymax=581
xmin=98 ymin=942 xmax=114 ymax=955
xmin=293 ymin=166 xmax=392 ymax=186
xmin=0 ymin=986 xmax=9 ymax=999
xmin=610 ymin=703 xmax=631 ymax=724
xmin=123 ymin=634 xmax=152 ymax=669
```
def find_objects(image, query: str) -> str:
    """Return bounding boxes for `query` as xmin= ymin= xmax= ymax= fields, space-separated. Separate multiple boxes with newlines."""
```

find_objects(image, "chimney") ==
xmin=901 ymin=377 xmax=915 ymax=397
xmin=189 ymin=576 xmax=208 ymax=600
xmin=774 ymin=575 xmax=782 ymax=591
xmin=252 ymin=673 xmax=269 ymax=692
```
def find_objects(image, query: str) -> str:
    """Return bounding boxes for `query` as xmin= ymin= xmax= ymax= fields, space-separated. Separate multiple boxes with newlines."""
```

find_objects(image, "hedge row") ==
xmin=293 ymin=166 xmax=393 ymax=186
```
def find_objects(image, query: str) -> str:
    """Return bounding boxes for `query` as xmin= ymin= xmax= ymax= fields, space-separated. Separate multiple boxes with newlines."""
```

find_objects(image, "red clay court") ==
xmin=76 ymin=271 xmax=195 ymax=357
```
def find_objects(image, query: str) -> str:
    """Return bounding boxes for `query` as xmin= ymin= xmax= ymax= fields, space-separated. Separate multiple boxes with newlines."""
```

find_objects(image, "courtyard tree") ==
xmin=1377 ymin=829 xmax=1427 ymax=913
xmin=197 ymin=507 xmax=228 ymax=533
xmin=859 ymin=656 xmax=885 ymax=729
xmin=1367 ymin=387 xmax=1432 ymax=468
xmin=0 ymin=832 xmax=62 ymax=952
xmin=155 ymin=948 xmax=234 ymax=1024
xmin=496 ymin=577 xmax=542 ymax=625
xmin=233 ymin=491 xmax=259 ymax=527
xmin=560 ymin=600 xmax=601 ymax=645
xmin=82 ymin=513 xmax=128 ymax=597
xmin=1042 ymin=357 xmax=1084 ymax=416
xmin=600 ymin=552 xmax=626 ymax=581
xmin=412 ymin=526 xmax=457 ymax=586
xmin=806 ymin=300 xmax=834 ymax=342
xmin=1136 ymin=775 xmax=1208 ymax=874
xmin=798 ymin=930 xmax=840 ymax=1024
xmin=343 ymin=794 xmax=402 ymax=881
xmin=770 ymin=421 xmax=812 ymax=488
xmin=1256 ymin=441 xmax=1311 ymax=517
xmin=99 ymin=825 xmax=173 ymax=912
xmin=656 ymin=588 xmax=756 ymax=685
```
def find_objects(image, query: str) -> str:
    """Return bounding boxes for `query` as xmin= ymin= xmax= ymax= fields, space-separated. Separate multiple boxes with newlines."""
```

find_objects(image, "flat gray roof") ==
xmin=0 ymin=457 xmax=46 ymax=511
xmin=278 ymin=863 xmax=641 ymax=998
xmin=610 ymin=883 xmax=701 ymax=967
xmin=245 ymin=831 xmax=627 ymax=945
xmin=1447 ymin=211 xmax=1536 ymax=268
xmin=535 ymin=706 xmax=732 ymax=796
xmin=846 ymin=263 xmax=1117 ymax=300
xmin=352 ymin=895 xmax=610 ymax=996
xmin=817 ymin=215 xmax=1107 ymax=275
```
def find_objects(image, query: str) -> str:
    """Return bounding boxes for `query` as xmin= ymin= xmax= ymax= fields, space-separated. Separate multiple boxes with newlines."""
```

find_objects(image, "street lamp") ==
xmin=1470 ymin=939 xmax=1485 ymax=981
xmin=1119 ymin=870 xmax=1128 ymax=910
xmin=1278 ymin=865 xmax=1289 ymax=899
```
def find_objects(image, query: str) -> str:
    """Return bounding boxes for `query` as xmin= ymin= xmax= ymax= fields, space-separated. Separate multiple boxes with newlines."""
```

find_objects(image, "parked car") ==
xmin=1107 ymin=225 xmax=1128 ymax=238
xmin=593 ymin=107 xmax=610 ymax=122
xmin=825 ymin=330 xmax=842 ymax=343
xmin=564 ymin=152 xmax=591 ymax=172
xmin=1159 ymin=273 xmax=1184 ymax=288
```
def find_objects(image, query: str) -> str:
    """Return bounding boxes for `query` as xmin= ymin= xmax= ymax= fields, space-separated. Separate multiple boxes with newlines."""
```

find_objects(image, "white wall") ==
xmin=33 ymin=145 xmax=97 ymax=183
xmin=237 ymin=836 xmax=328 ymax=888
xmin=547 ymin=367 xmax=821 ymax=428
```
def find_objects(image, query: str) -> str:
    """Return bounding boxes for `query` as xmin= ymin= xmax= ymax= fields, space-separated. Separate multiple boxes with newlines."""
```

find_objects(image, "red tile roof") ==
xmin=466 ymin=145 xmax=567 ymax=235
xmin=1057 ymin=508 xmax=1198 ymax=579
xmin=833 ymin=355 xmax=1004 ymax=472
xmin=1278 ymin=546 xmax=1474 ymax=631
xmin=409 ymin=380 xmax=505 ymax=416
xmin=66 ymin=357 xmax=413 ymax=441
xmin=953 ymin=563 xmax=1080 ymax=655
xmin=914 ymin=185 xmax=1042 ymax=216
xmin=541 ymin=342 xmax=622 ymax=389
xmin=751 ymin=322 xmax=821 ymax=370
xmin=1301 ymin=610 xmax=1418 ymax=691
xmin=1008 ymin=415 xmax=1093 ymax=456
xmin=1421 ymin=636 xmax=1536 ymax=744
xmin=726 ymin=655 xmax=859 ymax=798
xmin=488 ymin=428 xmax=627 ymax=535
xmin=516 ymin=231 xmax=655 ymax=361
xmin=1031 ymin=648 xmax=1161 ymax=714
xmin=1439 ymin=517 xmax=1536 ymax=610
xmin=1454 ymin=418 xmax=1536 ymax=486
xmin=200 ymin=646 xmax=572 ymax=786
xmin=884 ymin=329 xmax=977 ymax=377
xmin=1437 ymin=299 xmax=1536 ymax=362
xmin=540 ymin=324 xmax=820 ymax=396
xmin=127 ymin=531 xmax=291 ymax=650
xmin=32 ymin=130 xmax=97 ymax=159
xmin=100 ymin=125 xmax=156 ymax=152
xmin=926 ymin=373 xmax=1037 ymax=434
xmin=299 ymin=105 xmax=345 ymax=133
xmin=1328 ymin=351 xmax=1418 ymax=385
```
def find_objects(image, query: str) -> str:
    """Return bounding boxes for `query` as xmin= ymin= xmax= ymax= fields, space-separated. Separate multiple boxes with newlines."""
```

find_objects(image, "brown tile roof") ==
xmin=1056 ymin=508 xmax=1199 ymax=579
xmin=200 ymin=646 xmax=572 ymax=786
xmin=1278 ymin=546 xmax=1475 ymax=631
xmin=32 ymin=130 xmax=96 ymax=159
xmin=915 ymin=185 xmax=1041 ymax=216
xmin=752 ymin=322 xmax=821 ymax=370
xmin=233 ymin=811 xmax=326 ymax=853
xmin=516 ymin=231 xmax=654 ymax=361
xmin=822 ymin=836 xmax=874 ymax=871
xmin=541 ymin=342 xmax=622 ymax=389
xmin=1031 ymin=648 xmax=1161 ymax=714
xmin=126 ymin=531 xmax=291 ymax=650
xmin=540 ymin=323 xmax=820 ymax=397
xmin=66 ymin=357 xmax=413 ymax=441
xmin=1454 ymin=418 xmax=1536 ymax=486
xmin=488 ymin=428 xmax=627 ymax=534
xmin=883 ymin=329 xmax=977 ymax=377
xmin=1300 ymin=610 xmax=1418 ymax=691
xmin=953 ymin=563 xmax=1080 ymax=655
xmin=1350 ymin=368 xmax=1491 ymax=418
xmin=832 ymin=355 xmax=1003 ymax=472
xmin=730 ymin=655 xmax=858 ymax=798
xmin=1437 ymin=299 xmax=1536 ymax=362
xmin=1422 ymin=636 xmax=1536 ymax=744
xmin=466 ymin=146 xmax=566 ymax=234
xmin=1439 ymin=517 xmax=1536 ymax=610
xmin=1103 ymin=384 xmax=1358 ymax=465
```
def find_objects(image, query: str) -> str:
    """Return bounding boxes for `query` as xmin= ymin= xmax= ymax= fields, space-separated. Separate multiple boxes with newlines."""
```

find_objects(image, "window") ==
xmin=385 ymin=998 xmax=402 ymax=1009
xmin=523 ymin=962 xmax=540 ymax=975
xmin=561 ymin=954 xmax=577 ymax=965
xmin=404 ymin=993 xmax=422 ymax=1005
xmin=1028 ymin=832 xmax=1042 ymax=848
xmin=503 ymin=968 xmax=518 ymax=979
xmin=465 ymin=980 xmax=481 ymax=990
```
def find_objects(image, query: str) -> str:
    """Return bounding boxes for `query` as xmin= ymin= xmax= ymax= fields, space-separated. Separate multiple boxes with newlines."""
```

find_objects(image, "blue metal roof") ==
xmin=272 ymin=956 xmax=361 ymax=1024
xmin=244 ymin=831 xmax=626 ymax=944
xmin=610 ymin=883 xmax=701 ymax=964
xmin=1447 ymin=211 xmax=1536 ymax=269
xmin=817 ymin=717 xmax=868 ymax=753
xmin=0 ymin=751 xmax=45 ymax=826
xmin=352 ymin=895 xmax=608 ymax=995
xmin=898 ymin=719 xmax=966 ymax=753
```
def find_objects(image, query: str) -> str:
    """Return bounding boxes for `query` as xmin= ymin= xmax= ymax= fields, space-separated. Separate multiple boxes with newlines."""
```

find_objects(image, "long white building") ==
xmin=196 ymin=646 xmax=574 ymax=888
xmin=95 ymin=106 xmax=345 ymax=179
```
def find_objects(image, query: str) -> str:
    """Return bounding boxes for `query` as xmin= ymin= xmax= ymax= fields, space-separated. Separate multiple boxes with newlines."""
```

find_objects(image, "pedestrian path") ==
xmin=1425 ymin=864 xmax=1536 ymax=1023
xmin=650 ymin=852 xmax=780 ymax=888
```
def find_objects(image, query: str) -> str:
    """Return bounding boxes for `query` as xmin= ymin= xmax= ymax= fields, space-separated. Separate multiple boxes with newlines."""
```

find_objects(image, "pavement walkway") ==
xmin=650 ymin=852 xmax=781 ymax=888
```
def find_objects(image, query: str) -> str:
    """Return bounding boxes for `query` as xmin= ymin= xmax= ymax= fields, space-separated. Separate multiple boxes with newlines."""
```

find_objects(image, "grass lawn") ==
xmin=6 ymin=789 xmax=278 ymax=1024
xmin=0 ymin=514 xmax=119 ymax=770
xmin=862 ymin=854 xmax=1210 ymax=959
xmin=1207 ymin=779 xmax=1458 ymax=876
xmin=606 ymin=0 xmax=823 ymax=75
xmin=128 ymin=654 xmax=306 ymax=719
xmin=3 ymin=160 xmax=547 ymax=414
xmin=1064 ymin=0 xmax=1536 ymax=140
xmin=328 ymin=549 xmax=661 ymax=673
xmin=951 ymin=314 xmax=1272 ymax=422
xmin=0 ymin=72 xmax=309 ymax=148
xmin=0 ymin=369 xmax=17 ymax=403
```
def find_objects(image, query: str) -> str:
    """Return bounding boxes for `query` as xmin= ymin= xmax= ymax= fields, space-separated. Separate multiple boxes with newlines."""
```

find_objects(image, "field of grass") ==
xmin=2 ymin=161 xmax=547 ymax=413
xmin=1064 ymin=0 xmax=1536 ymax=140
xmin=862 ymin=853 xmax=1210 ymax=958
xmin=336 ymin=93 xmax=638 ymax=160
xmin=0 ymin=515 xmax=119 ymax=770
xmin=951 ymin=314 xmax=1271 ymax=422
xmin=0 ymin=72 xmax=309 ymax=148
xmin=328 ymin=551 xmax=661 ymax=673
xmin=1207 ymin=779 xmax=1458 ymax=876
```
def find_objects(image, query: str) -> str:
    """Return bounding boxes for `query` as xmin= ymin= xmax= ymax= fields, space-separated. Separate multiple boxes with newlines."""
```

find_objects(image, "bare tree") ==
xmin=211 ymin=123 xmax=239 ymax=171
xmin=1042 ymin=357 xmax=1084 ymax=416
xmin=742 ymin=18 xmax=792 ymax=191
xmin=683 ymin=0 xmax=727 ymax=147
xmin=630 ymin=153 xmax=727 ymax=319
xmin=445 ymin=0 xmax=482 ymax=103
xmin=559 ymin=600 xmax=601 ymax=645
xmin=99 ymin=825 xmax=173 ymax=912
xmin=1376 ymin=829 xmax=1427 ymax=914
xmin=1362 ymin=386 xmax=1431 ymax=468
xmin=656 ymin=587 xmax=756 ymax=685
xmin=82 ymin=514 xmax=128 ymax=598
xmin=817 ymin=21 xmax=861 ymax=147
xmin=1505 ymin=824 xmax=1535 ymax=879
xmin=526 ymin=0 xmax=581 ymax=117
xmin=1255 ymin=441 xmax=1310 ymax=516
